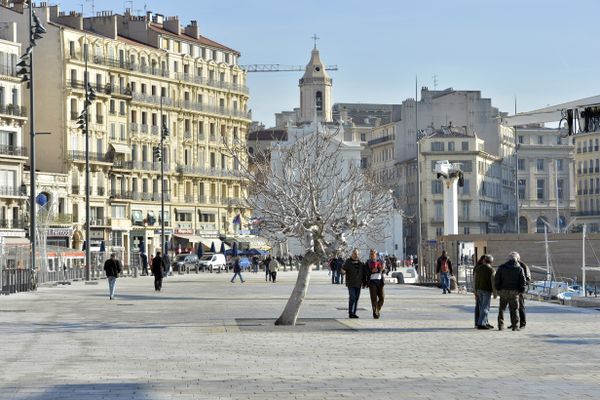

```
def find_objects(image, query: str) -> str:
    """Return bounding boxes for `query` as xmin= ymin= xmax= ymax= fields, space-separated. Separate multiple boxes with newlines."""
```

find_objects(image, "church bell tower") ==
xmin=299 ymin=41 xmax=332 ymax=123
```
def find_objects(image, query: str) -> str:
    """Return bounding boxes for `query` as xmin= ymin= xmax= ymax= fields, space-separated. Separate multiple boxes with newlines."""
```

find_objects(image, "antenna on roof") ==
xmin=433 ymin=74 xmax=438 ymax=90
xmin=85 ymin=0 xmax=95 ymax=16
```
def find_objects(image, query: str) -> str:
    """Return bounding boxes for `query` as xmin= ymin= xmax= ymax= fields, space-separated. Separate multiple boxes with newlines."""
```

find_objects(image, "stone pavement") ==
xmin=1 ymin=270 xmax=600 ymax=400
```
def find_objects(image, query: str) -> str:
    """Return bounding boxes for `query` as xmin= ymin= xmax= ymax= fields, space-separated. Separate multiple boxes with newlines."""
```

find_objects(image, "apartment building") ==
xmin=419 ymin=128 xmax=504 ymax=240
xmin=0 ymin=21 xmax=27 ymax=242
xmin=514 ymin=125 xmax=576 ymax=233
xmin=0 ymin=4 xmax=251 ymax=257
xmin=573 ymin=130 xmax=600 ymax=231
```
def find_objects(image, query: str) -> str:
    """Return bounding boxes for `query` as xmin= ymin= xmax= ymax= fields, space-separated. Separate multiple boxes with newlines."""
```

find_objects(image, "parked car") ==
xmin=198 ymin=253 xmax=227 ymax=272
xmin=174 ymin=253 xmax=199 ymax=272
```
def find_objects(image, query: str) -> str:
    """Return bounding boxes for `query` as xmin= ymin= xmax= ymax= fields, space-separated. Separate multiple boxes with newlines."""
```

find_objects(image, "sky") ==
xmin=55 ymin=0 xmax=600 ymax=127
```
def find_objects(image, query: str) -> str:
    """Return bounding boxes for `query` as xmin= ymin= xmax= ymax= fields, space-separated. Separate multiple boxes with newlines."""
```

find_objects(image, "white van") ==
xmin=199 ymin=253 xmax=226 ymax=273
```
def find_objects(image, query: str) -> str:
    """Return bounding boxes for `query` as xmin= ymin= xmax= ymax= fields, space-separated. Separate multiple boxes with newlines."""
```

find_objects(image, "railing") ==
xmin=184 ymin=131 xmax=192 ymax=139
xmin=52 ymin=214 xmax=73 ymax=224
xmin=97 ymin=187 xmax=105 ymax=196
xmin=1 ymin=268 xmax=36 ymax=295
xmin=572 ymin=211 xmax=600 ymax=216
xmin=110 ymin=190 xmax=134 ymax=200
xmin=0 ymin=186 xmax=23 ymax=196
xmin=367 ymin=134 xmax=395 ymax=146
xmin=68 ymin=151 xmax=109 ymax=162
xmin=130 ymin=123 xmax=138 ymax=132
xmin=90 ymin=218 xmax=109 ymax=226
xmin=0 ymin=104 xmax=27 ymax=117
xmin=0 ymin=63 xmax=17 ymax=77
xmin=0 ymin=144 xmax=27 ymax=157
xmin=198 ymin=134 xmax=205 ymax=141
xmin=184 ymin=195 xmax=194 ymax=203
xmin=198 ymin=195 xmax=207 ymax=203
xmin=140 ymin=124 xmax=148 ymax=133
xmin=151 ymin=125 xmax=159 ymax=135
xmin=0 ymin=219 xmax=25 ymax=228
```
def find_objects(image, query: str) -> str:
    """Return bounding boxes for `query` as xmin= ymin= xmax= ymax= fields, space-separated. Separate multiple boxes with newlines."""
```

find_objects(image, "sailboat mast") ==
xmin=582 ymin=224 xmax=587 ymax=297
xmin=544 ymin=225 xmax=551 ymax=281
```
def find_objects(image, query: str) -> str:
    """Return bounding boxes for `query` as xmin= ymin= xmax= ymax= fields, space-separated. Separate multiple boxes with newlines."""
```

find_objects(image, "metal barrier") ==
xmin=1 ymin=268 xmax=36 ymax=295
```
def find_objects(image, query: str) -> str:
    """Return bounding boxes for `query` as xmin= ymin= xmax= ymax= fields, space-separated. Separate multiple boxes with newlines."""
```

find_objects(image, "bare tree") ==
xmin=230 ymin=126 xmax=393 ymax=325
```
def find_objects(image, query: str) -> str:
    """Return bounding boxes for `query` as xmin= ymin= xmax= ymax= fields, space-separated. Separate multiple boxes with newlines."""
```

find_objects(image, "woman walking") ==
xmin=366 ymin=249 xmax=385 ymax=319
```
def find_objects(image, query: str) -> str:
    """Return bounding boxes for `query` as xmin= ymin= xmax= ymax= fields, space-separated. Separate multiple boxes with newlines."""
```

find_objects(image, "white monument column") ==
xmin=443 ymin=178 xmax=459 ymax=235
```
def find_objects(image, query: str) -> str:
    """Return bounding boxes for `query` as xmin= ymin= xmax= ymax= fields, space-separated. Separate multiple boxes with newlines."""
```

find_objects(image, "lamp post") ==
xmin=159 ymin=94 xmax=169 ymax=255
xmin=76 ymin=41 xmax=96 ymax=280
xmin=16 ymin=1 xmax=46 ymax=278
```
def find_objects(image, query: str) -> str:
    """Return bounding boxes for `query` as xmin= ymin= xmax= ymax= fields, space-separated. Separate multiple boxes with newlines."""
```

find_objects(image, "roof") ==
xmin=148 ymin=23 xmax=239 ymax=55
xmin=427 ymin=129 xmax=472 ymax=139
xmin=247 ymin=129 xmax=288 ymax=141
xmin=502 ymin=94 xmax=600 ymax=126
xmin=117 ymin=35 xmax=159 ymax=50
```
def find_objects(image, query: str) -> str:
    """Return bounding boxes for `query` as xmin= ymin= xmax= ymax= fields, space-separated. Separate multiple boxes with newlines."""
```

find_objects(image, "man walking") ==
xmin=366 ymin=249 xmax=385 ymax=319
xmin=342 ymin=248 xmax=367 ymax=319
xmin=473 ymin=254 xmax=496 ymax=330
xmin=103 ymin=253 xmax=122 ymax=300
xmin=151 ymin=251 xmax=165 ymax=291
xmin=436 ymin=250 xmax=453 ymax=294
xmin=264 ymin=256 xmax=272 ymax=282
xmin=330 ymin=254 xmax=344 ymax=284
xmin=268 ymin=256 xmax=279 ymax=283
xmin=495 ymin=251 xmax=526 ymax=331
xmin=230 ymin=256 xmax=245 ymax=283
xmin=140 ymin=252 xmax=148 ymax=276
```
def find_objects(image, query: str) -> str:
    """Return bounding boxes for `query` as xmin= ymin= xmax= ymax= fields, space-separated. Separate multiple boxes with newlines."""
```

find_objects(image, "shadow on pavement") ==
xmin=11 ymin=383 xmax=152 ymax=400
xmin=0 ymin=321 xmax=168 ymax=334
xmin=447 ymin=304 xmax=586 ymax=315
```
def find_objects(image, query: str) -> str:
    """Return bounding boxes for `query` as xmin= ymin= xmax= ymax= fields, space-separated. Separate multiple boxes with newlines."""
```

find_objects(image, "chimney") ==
xmin=163 ymin=16 xmax=180 ymax=35
xmin=154 ymin=13 xmax=164 ymax=25
xmin=146 ymin=11 xmax=152 ymax=21
xmin=184 ymin=20 xmax=200 ymax=39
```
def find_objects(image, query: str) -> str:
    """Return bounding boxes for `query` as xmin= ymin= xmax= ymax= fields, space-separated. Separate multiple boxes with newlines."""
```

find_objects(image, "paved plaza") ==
xmin=1 ymin=270 xmax=600 ymax=399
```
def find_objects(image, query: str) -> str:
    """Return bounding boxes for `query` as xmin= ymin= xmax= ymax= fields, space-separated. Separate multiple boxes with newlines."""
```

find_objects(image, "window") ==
xmin=111 ymin=231 xmax=123 ymax=247
xmin=538 ymin=135 xmax=543 ymax=144
xmin=111 ymin=205 xmax=126 ymax=219
xmin=447 ymin=141 xmax=455 ymax=151
xmin=536 ymin=159 xmax=544 ymax=171
xmin=210 ymin=152 xmax=216 ymax=168
xmin=434 ymin=201 xmax=443 ymax=220
xmin=431 ymin=180 xmax=443 ymax=194
xmin=221 ymin=154 xmax=226 ymax=169
xmin=463 ymin=227 xmax=470 ymax=234
xmin=556 ymin=159 xmax=564 ymax=171
xmin=517 ymin=159 xmax=525 ymax=170
xmin=537 ymin=179 xmax=545 ymax=200
xmin=518 ymin=136 xmax=524 ymax=144
xmin=431 ymin=142 xmax=444 ymax=151
xmin=69 ymin=41 xmax=76 ymax=57
xmin=462 ymin=201 xmax=470 ymax=219
xmin=459 ymin=179 xmax=470 ymax=195
xmin=461 ymin=141 xmax=469 ymax=150
xmin=516 ymin=179 xmax=526 ymax=199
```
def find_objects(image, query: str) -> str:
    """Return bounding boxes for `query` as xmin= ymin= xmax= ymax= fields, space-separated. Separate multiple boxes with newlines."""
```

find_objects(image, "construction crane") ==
xmin=241 ymin=64 xmax=338 ymax=73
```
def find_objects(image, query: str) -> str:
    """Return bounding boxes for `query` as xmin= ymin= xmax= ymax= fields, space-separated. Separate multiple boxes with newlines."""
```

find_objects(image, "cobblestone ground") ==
xmin=1 ymin=270 xmax=600 ymax=399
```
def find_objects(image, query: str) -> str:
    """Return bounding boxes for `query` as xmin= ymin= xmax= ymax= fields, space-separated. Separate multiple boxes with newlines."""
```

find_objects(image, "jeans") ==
xmin=476 ymin=290 xmax=492 ymax=327
xmin=231 ymin=272 xmax=244 ymax=282
xmin=270 ymin=271 xmax=277 ymax=282
xmin=440 ymin=272 xmax=450 ymax=292
xmin=348 ymin=287 xmax=361 ymax=316
xmin=518 ymin=293 xmax=526 ymax=326
xmin=107 ymin=276 xmax=116 ymax=298
xmin=498 ymin=289 xmax=520 ymax=328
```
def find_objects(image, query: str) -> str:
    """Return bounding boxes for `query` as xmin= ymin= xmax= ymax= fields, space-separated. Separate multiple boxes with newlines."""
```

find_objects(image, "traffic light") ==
xmin=16 ymin=52 xmax=31 ymax=87
xmin=76 ymin=110 xmax=86 ymax=131
xmin=31 ymin=12 xmax=47 ymax=43
xmin=153 ymin=146 xmax=162 ymax=161
xmin=85 ymin=83 xmax=97 ymax=106
xmin=161 ymin=123 xmax=169 ymax=140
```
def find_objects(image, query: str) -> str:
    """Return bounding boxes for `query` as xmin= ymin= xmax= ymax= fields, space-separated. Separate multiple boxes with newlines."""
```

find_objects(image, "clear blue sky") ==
xmin=57 ymin=0 xmax=600 ymax=127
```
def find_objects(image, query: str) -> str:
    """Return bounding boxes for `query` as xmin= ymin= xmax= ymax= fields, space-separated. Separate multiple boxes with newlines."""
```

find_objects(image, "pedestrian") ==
xmin=151 ymin=250 xmax=164 ymax=291
xmin=103 ymin=253 xmax=122 ymax=300
xmin=252 ymin=256 xmax=259 ymax=274
xmin=366 ymin=249 xmax=385 ymax=319
xmin=264 ymin=255 xmax=272 ymax=281
xmin=341 ymin=248 xmax=367 ymax=319
xmin=140 ymin=252 xmax=148 ymax=276
xmin=472 ymin=255 xmax=486 ymax=327
xmin=329 ymin=257 xmax=335 ymax=283
xmin=230 ymin=256 xmax=245 ymax=283
xmin=162 ymin=252 xmax=171 ymax=278
xmin=436 ymin=250 xmax=454 ymax=294
xmin=513 ymin=259 xmax=531 ymax=330
xmin=331 ymin=253 xmax=344 ymax=284
xmin=494 ymin=251 xmax=526 ymax=331
xmin=473 ymin=254 xmax=496 ymax=330
xmin=268 ymin=256 xmax=279 ymax=283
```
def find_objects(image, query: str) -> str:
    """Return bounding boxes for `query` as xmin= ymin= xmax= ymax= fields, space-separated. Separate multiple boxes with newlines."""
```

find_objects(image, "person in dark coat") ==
xmin=151 ymin=251 xmax=165 ymax=291
xmin=513 ymin=260 xmax=532 ymax=329
xmin=341 ymin=248 xmax=368 ymax=319
xmin=473 ymin=254 xmax=496 ymax=330
xmin=230 ymin=256 xmax=245 ymax=283
xmin=103 ymin=253 xmax=122 ymax=300
xmin=140 ymin=253 xmax=148 ymax=276
xmin=494 ymin=251 xmax=526 ymax=331
xmin=436 ymin=250 xmax=454 ymax=294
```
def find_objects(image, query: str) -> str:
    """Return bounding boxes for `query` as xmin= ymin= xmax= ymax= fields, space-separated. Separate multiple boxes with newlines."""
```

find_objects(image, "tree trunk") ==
xmin=274 ymin=253 xmax=316 ymax=326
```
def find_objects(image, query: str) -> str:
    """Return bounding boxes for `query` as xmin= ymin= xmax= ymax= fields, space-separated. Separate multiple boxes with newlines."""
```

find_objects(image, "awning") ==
xmin=109 ymin=143 xmax=131 ymax=154
xmin=172 ymin=234 xmax=205 ymax=243
xmin=501 ymin=94 xmax=600 ymax=126
xmin=199 ymin=237 xmax=230 ymax=250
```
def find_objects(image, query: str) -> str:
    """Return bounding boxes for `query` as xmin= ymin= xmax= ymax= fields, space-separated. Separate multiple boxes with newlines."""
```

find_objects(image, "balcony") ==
xmin=140 ymin=124 xmax=149 ymax=134
xmin=67 ymin=150 xmax=110 ymax=163
xmin=130 ymin=123 xmax=138 ymax=133
xmin=110 ymin=190 xmax=134 ymax=200
xmin=52 ymin=214 xmax=73 ymax=224
xmin=184 ymin=195 xmax=194 ymax=203
xmin=367 ymin=134 xmax=395 ymax=147
xmin=97 ymin=187 xmax=105 ymax=196
xmin=198 ymin=134 xmax=205 ymax=141
xmin=0 ymin=144 xmax=27 ymax=157
xmin=96 ymin=115 xmax=104 ymax=124
xmin=89 ymin=218 xmax=109 ymax=226
xmin=572 ymin=211 xmax=600 ymax=217
xmin=198 ymin=195 xmax=207 ymax=203
xmin=0 ymin=219 xmax=25 ymax=229
xmin=0 ymin=186 xmax=23 ymax=196
xmin=72 ymin=185 xmax=80 ymax=195
xmin=151 ymin=125 xmax=159 ymax=135
xmin=0 ymin=104 xmax=27 ymax=118
xmin=184 ymin=131 xmax=192 ymax=139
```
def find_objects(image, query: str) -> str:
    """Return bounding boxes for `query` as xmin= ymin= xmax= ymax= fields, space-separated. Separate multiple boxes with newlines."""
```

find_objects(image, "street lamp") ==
xmin=75 ymin=42 xmax=96 ymax=280
xmin=16 ymin=1 xmax=46 ymax=279
xmin=159 ymin=94 xmax=169 ymax=256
